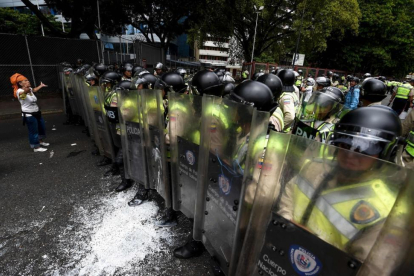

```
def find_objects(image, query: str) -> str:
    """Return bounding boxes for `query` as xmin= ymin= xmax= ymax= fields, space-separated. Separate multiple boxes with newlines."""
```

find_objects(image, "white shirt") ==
xmin=17 ymin=88 xmax=39 ymax=116
xmin=304 ymin=86 xmax=313 ymax=102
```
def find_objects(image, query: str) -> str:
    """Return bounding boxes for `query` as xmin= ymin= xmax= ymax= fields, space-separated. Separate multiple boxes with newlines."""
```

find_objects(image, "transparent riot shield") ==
xmin=75 ymin=75 xmax=96 ymax=142
xmin=169 ymin=92 xmax=203 ymax=218
xmin=141 ymin=89 xmax=171 ymax=207
xmin=87 ymin=85 xmax=115 ymax=159
xmin=69 ymin=73 xmax=87 ymax=123
xmin=236 ymin=132 xmax=413 ymax=276
xmin=63 ymin=73 xmax=79 ymax=115
xmin=293 ymin=91 xmax=343 ymax=143
xmin=195 ymin=95 xmax=270 ymax=275
xmin=117 ymin=89 xmax=149 ymax=188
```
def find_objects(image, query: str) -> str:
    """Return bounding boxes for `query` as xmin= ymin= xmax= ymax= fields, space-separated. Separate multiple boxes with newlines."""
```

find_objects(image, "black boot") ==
xmin=173 ymin=240 xmax=204 ymax=259
xmin=128 ymin=186 xmax=149 ymax=206
xmin=156 ymin=207 xmax=177 ymax=227
xmin=115 ymin=166 xmax=133 ymax=192
xmin=97 ymin=156 xmax=112 ymax=166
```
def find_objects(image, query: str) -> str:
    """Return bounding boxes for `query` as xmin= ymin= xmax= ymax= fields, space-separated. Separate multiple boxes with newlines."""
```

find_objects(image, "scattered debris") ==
xmin=49 ymin=150 xmax=54 ymax=158
xmin=52 ymin=125 xmax=56 ymax=131
xmin=40 ymin=206 xmax=45 ymax=213
xmin=71 ymin=143 xmax=77 ymax=146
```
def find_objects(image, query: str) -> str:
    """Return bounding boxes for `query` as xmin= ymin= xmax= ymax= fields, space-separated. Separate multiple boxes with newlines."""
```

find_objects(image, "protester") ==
xmin=10 ymin=73 xmax=49 ymax=152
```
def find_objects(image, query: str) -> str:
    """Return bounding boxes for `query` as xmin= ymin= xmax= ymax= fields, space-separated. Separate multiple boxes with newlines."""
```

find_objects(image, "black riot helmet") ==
xmin=253 ymin=71 xmax=265 ymax=80
xmin=135 ymin=72 xmax=157 ymax=89
xmin=323 ymin=86 xmax=344 ymax=102
xmin=330 ymin=106 xmax=402 ymax=160
xmin=116 ymin=80 xmax=132 ymax=90
xmin=277 ymin=69 xmax=295 ymax=91
xmin=94 ymin=63 xmax=108 ymax=77
xmin=132 ymin=66 xmax=144 ymax=75
xmin=363 ymin=73 xmax=372 ymax=79
xmin=360 ymin=78 xmax=387 ymax=104
xmin=230 ymin=80 xmax=274 ymax=111
xmin=121 ymin=63 xmax=133 ymax=73
xmin=190 ymin=70 xmax=223 ymax=96
xmin=160 ymin=72 xmax=187 ymax=93
xmin=316 ymin=76 xmax=331 ymax=88
xmin=100 ymin=71 xmax=121 ymax=84
xmin=378 ymin=76 xmax=387 ymax=82
xmin=298 ymin=69 xmax=303 ymax=74
xmin=257 ymin=74 xmax=283 ymax=101
xmin=332 ymin=73 xmax=340 ymax=81
xmin=303 ymin=88 xmax=343 ymax=121
xmin=176 ymin=68 xmax=187 ymax=78
xmin=223 ymin=82 xmax=235 ymax=97
xmin=85 ymin=72 xmax=98 ymax=85
xmin=327 ymin=71 xmax=333 ymax=78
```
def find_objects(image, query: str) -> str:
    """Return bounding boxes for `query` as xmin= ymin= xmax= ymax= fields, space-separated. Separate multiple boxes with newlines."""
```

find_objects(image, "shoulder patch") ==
xmin=350 ymin=200 xmax=379 ymax=224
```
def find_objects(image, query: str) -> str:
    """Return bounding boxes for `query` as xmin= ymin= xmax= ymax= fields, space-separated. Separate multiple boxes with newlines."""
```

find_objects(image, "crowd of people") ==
xmin=11 ymin=59 xmax=414 ymax=275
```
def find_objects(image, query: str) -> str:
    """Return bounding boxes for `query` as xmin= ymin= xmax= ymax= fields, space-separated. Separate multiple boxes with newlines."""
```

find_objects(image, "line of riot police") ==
xmin=59 ymin=61 xmax=414 ymax=276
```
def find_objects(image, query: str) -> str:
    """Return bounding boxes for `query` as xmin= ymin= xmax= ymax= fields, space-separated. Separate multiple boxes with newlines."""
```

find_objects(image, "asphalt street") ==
xmin=0 ymin=113 xmax=211 ymax=276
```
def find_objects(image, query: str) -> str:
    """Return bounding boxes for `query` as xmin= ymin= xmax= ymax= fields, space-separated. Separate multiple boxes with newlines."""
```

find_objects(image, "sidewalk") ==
xmin=0 ymin=93 xmax=64 ymax=119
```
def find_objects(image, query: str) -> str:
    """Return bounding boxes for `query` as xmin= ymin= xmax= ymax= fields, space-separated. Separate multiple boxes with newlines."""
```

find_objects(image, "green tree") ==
xmin=189 ymin=0 xmax=360 ymax=62
xmin=20 ymin=0 xmax=127 ymax=39
xmin=0 ymin=7 xmax=64 ymax=36
xmin=308 ymin=0 xmax=414 ymax=77
xmin=123 ymin=0 xmax=198 ymax=50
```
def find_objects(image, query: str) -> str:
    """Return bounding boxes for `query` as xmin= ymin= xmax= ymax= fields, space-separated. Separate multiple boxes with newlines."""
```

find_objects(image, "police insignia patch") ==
xmin=350 ymin=200 xmax=379 ymax=224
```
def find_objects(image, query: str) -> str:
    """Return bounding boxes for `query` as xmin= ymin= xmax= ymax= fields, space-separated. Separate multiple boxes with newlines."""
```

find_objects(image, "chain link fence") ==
xmin=0 ymin=33 xmax=101 ymax=97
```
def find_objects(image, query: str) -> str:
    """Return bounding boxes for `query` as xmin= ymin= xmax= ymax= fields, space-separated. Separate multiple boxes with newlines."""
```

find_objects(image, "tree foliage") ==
xmin=307 ymin=0 xmax=414 ymax=77
xmin=189 ymin=0 xmax=360 ymax=62
xmin=122 ymin=0 xmax=198 ymax=50
xmin=0 ymin=7 xmax=64 ymax=36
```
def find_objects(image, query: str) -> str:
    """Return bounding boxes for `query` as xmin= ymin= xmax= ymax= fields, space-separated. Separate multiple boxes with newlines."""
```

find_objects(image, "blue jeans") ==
xmin=25 ymin=116 xmax=46 ymax=148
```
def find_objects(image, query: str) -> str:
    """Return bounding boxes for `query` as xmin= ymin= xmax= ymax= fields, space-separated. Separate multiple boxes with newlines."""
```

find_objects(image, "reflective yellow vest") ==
xmin=405 ymin=131 xmax=414 ymax=157
xmin=395 ymin=84 xmax=413 ymax=99
xmin=293 ymin=174 xmax=398 ymax=251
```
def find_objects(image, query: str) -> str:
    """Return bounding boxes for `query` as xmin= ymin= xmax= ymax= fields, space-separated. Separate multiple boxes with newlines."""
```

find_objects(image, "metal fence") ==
xmin=0 ymin=33 xmax=101 ymax=96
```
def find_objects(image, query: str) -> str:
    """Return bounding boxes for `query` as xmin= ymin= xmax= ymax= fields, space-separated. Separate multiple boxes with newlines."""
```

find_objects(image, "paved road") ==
xmin=0 ymin=114 xmax=211 ymax=276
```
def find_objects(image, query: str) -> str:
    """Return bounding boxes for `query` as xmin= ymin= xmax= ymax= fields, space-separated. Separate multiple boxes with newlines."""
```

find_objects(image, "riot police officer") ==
xmin=93 ymin=63 xmax=108 ymax=78
xmin=257 ymin=74 xmax=284 ymax=131
xmin=295 ymin=69 xmax=304 ymax=89
xmin=106 ymin=80 xmax=134 ymax=192
xmin=296 ymin=87 xmax=344 ymax=142
xmin=279 ymin=106 xmax=402 ymax=262
xmin=154 ymin=62 xmax=164 ymax=76
xmin=176 ymin=68 xmax=187 ymax=79
xmin=95 ymin=71 xmax=121 ymax=167
xmin=121 ymin=63 xmax=133 ymax=81
xmin=363 ymin=72 xmax=372 ymax=80
xmin=360 ymin=78 xmax=387 ymax=106
xmin=277 ymin=69 xmax=300 ymax=132
xmin=85 ymin=72 xmax=98 ymax=86
xmin=315 ymin=76 xmax=331 ymax=90
xmin=389 ymin=78 xmax=414 ymax=115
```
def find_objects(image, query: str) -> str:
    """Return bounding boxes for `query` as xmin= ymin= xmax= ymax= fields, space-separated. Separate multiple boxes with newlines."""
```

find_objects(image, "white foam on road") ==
xmin=47 ymin=187 xmax=175 ymax=276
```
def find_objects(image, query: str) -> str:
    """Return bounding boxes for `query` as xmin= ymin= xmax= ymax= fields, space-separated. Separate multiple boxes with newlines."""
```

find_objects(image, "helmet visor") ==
xmin=329 ymin=132 xmax=390 ymax=156
xmin=303 ymin=91 xmax=342 ymax=120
